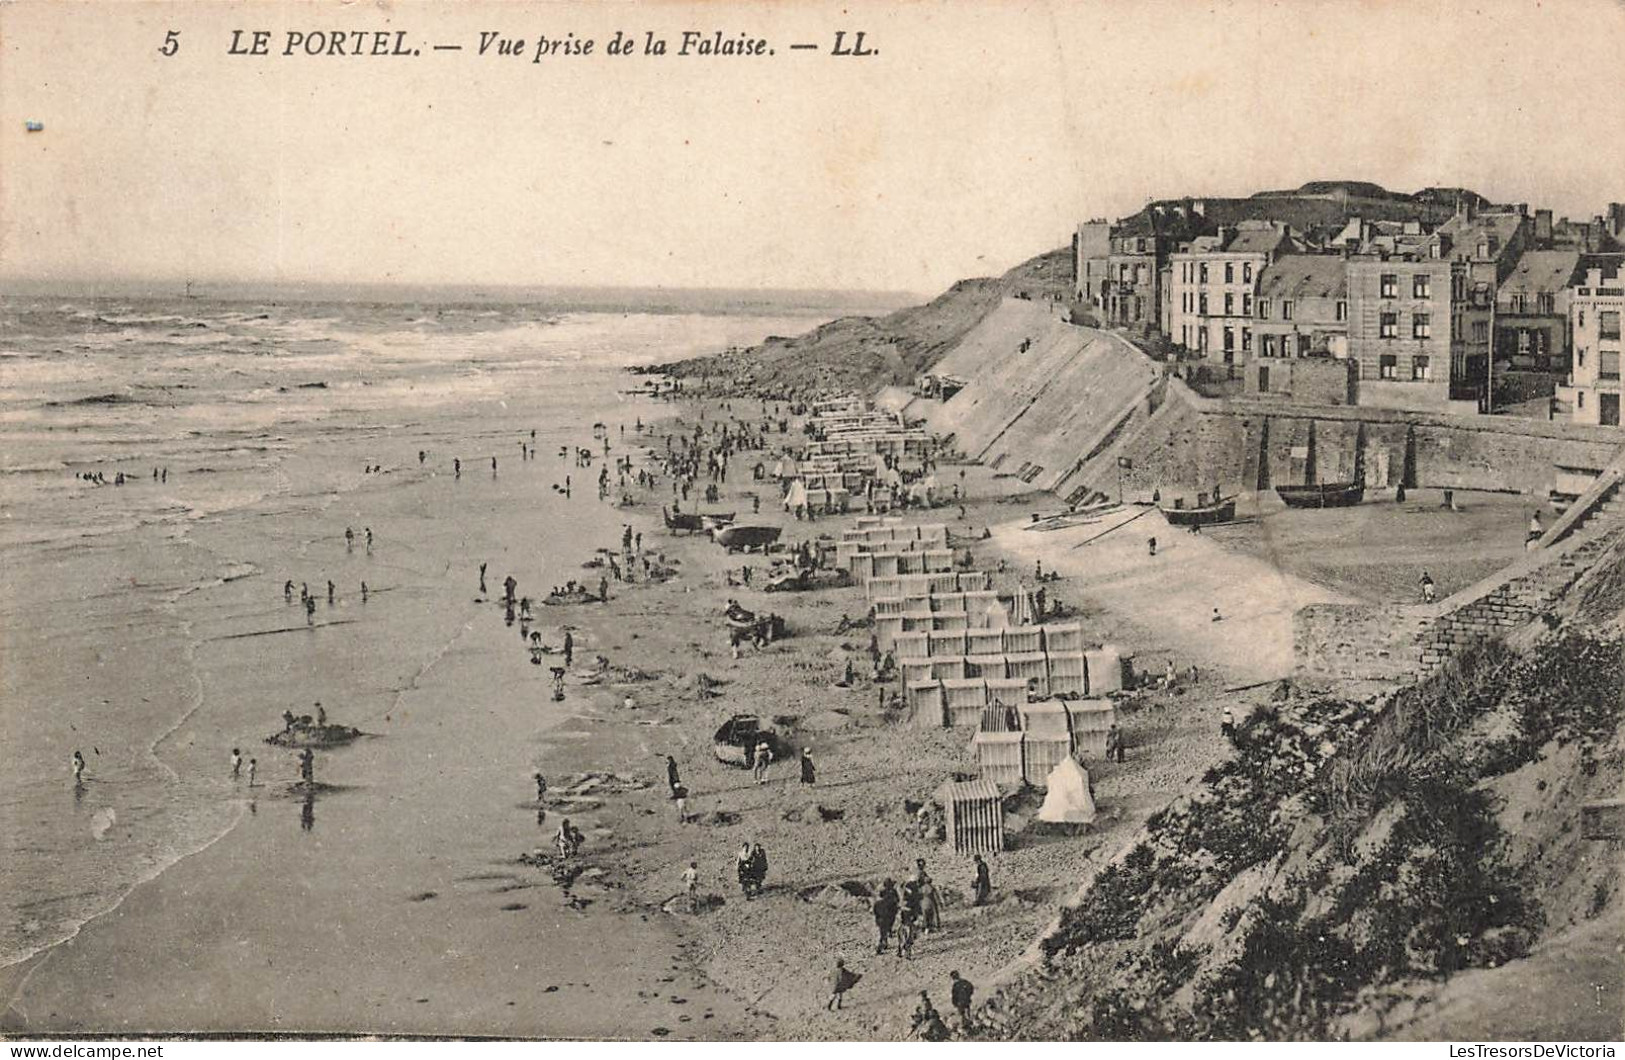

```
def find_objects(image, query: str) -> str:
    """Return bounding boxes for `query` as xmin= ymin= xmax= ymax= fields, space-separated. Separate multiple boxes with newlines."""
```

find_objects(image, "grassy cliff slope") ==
xmin=658 ymin=248 xmax=1074 ymax=395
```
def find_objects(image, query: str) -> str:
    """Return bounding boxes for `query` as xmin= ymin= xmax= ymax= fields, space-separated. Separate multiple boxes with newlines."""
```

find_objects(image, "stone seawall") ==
xmin=1416 ymin=527 xmax=1623 ymax=675
xmin=1081 ymin=390 xmax=1623 ymax=505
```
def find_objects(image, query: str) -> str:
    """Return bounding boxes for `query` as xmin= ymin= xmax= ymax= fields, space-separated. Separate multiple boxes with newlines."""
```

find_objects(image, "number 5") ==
xmin=160 ymin=30 xmax=180 ymax=56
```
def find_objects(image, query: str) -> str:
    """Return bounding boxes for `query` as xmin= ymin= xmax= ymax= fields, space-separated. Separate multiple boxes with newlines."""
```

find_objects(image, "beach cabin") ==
xmin=936 ymin=778 xmax=1005 ymax=856
xmin=1042 ymin=622 xmax=1085 ymax=653
xmin=1022 ymin=733 xmax=1073 ymax=789
xmin=970 ymin=731 xmax=1025 ymax=788
xmin=941 ymin=678 xmax=989 ymax=728
xmin=1048 ymin=652 xmax=1088 ymax=696
xmin=965 ymin=653 xmax=1007 ymax=680
xmin=907 ymin=681 xmax=946 ymax=727
xmin=1006 ymin=652 xmax=1050 ymax=698
xmin=1085 ymin=647 xmax=1124 ymax=695
xmin=1068 ymin=700 xmax=1117 ymax=759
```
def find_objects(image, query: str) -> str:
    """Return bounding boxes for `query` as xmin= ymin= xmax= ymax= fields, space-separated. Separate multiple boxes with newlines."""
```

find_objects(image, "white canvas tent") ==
xmin=1037 ymin=757 xmax=1096 ymax=824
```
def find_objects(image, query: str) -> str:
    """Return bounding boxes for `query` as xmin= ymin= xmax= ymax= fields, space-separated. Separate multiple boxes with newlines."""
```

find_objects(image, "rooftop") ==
xmin=1258 ymin=254 xmax=1348 ymax=301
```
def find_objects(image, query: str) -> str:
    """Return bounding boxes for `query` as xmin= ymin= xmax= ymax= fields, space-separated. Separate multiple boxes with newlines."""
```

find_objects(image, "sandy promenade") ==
xmin=992 ymin=500 xmax=1352 ymax=686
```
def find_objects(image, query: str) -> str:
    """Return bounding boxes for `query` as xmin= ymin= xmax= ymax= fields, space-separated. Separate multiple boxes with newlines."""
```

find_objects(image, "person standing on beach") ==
xmin=503 ymin=575 xmax=517 ymax=606
xmin=246 ymin=758 xmax=257 ymax=787
xmin=327 ymin=580 xmax=336 ymax=606
xmin=454 ymin=458 xmax=461 ymax=479
xmin=752 ymin=741 xmax=773 ymax=784
xmin=828 ymin=959 xmax=858 ymax=1011
xmin=231 ymin=748 xmax=242 ymax=779
xmin=673 ymin=784 xmax=689 ymax=824
xmin=682 ymin=861 xmax=700 ymax=913
xmin=735 ymin=843 xmax=754 ymax=899
xmin=71 ymin=750 xmax=86 ymax=783
xmin=479 ymin=562 xmax=488 ymax=596
xmin=563 ymin=631 xmax=574 ymax=667
xmin=598 ymin=576 xmax=609 ymax=603
xmin=949 ymin=972 xmax=975 ymax=1029
xmin=492 ymin=456 xmax=498 ymax=474
xmin=799 ymin=748 xmax=816 ymax=786
xmin=305 ymin=595 xmax=317 ymax=625
xmin=284 ymin=580 xmax=294 ymax=603
xmin=1221 ymin=705 xmax=1236 ymax=739
xmin=365 ymin=528 xmax=373 ymax=554
xmin=361 ymin=582 xmax=368 ymax=603
xmin=971 ymin=854 xmax=992 ymax=906
xmin=873 ymin=879 xmax=899 ymax=953
xmin=665 ymin=755 xmax=681 ymax=796
xmin=345 ymin=527 xmax=355 ymax=552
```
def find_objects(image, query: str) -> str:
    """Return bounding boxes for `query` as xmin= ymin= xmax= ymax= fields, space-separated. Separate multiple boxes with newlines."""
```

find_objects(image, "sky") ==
xmin=2 ymin=0 xmax=1623 ymax=296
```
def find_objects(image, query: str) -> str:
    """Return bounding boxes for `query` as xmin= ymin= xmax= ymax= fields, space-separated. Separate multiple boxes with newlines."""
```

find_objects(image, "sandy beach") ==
xmin=3 ymin=355 xmax=1280 ymax=1038
xmin=3 ymin=299 xmax=1455 ymax=1040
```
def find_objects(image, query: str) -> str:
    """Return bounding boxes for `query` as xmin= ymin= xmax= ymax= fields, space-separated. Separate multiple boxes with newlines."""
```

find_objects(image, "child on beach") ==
xmin=682 ymin=861 xmax=700 ymax=913
xmin=247 ymin=758 xmax=257 ymax=787
xmin=231 ymin=748 xmax=242 ymax=778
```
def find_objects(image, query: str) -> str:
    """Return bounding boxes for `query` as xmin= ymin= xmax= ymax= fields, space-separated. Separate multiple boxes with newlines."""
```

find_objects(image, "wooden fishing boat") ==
xmin=663 ymin=506 xmax=706 ymax=533
xmin=1159 ymin=496 xmax=1236 ymax=526
xmin=715 ymin=524 xmax=781 ymax=552
xmin=1275 ymin=483 xmax=1365 ymax=508
xmin=265 ymin=722 xmax=363 ymax=748
xmin=713 ymin=713 xmax=773 ymax=768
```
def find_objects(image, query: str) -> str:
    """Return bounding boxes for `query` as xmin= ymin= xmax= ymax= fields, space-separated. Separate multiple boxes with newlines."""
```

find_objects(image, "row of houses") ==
xmin=1076 ymin=196 xmax=1625 ymax=425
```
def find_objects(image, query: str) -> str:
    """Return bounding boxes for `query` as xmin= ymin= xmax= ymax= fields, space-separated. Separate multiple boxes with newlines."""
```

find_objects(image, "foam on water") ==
xmin=0 ymin=293 xmax=827 ymax=968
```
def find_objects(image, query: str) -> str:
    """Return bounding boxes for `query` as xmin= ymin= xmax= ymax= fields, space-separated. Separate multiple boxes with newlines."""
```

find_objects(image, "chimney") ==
xmin=1609 ymin=203 xmax=1625 ymax=238
xmin=1535 ymin=209 xmax=1553 ymax=244
xmin=1514 ymin=202 xmax=1528 ymax=217
xmin=1191 ymin=200 xmax=1207 ymax=219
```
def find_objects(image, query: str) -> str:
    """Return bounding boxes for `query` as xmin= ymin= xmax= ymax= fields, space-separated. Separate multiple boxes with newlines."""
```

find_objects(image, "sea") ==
xmin=0 ymin=288 xmax=871 ymax=972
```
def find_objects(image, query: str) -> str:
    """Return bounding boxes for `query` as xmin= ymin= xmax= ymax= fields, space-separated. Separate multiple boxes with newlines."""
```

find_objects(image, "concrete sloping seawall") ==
xmin=926 ymin=299 xmax=1160 ymax=492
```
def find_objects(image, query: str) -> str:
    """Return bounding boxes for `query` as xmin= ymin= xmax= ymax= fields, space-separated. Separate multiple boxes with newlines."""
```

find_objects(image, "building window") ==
xmin=1537 ymin=292 xmax=1554 ymax=314
xmin=1243 ymin=262 xmax=1253 ymax=283
xmin=1413 ymin=313 xmax=1432 ymax=339
xmin=1199 ymin=263 xmax=1209 ymax=284
xmin=1198 ymin=328 xmax=1209 ymax=351
xmin=1412 ymin=356 xmax=1431 ymax=381
xmin=1242 ymin=328 xmax=1253 ymax=352
xmin=1282 ymin=300 xmax=1294 ymax=320
xmin=1380 ymin=312 xmax=1398 ymax=338
xmin=1335 ymin=300 xmax=1348 ymax=322
xmin=1413 ymin=274 xmax=1432 ymax=299
xmin=1517 ymin=329 xmax=1532 ymax=353
xmin=1224 ymin=293 xmax=1235 ymax=316
xmin=1243 ymin=294 xmax=1253 ymax=316
xmin=1578 ymin=310 xmax=1586 ymax=328
xmin=1381 ymin=273 xmax=1398 ymax=298
xmin=1224 ymin=262 xmax=1234 ymax=284
xmin=1380 ymin=354 xmax=1398 ymax=379
xmin=1199 ymin=293 xmax=1209 ymax=315
xmin=1602 ymin=311 xmax=1621 ymax=340
xmin=1603 ymin=351 xmax=1622 ymax=381
xmin=1262 ymin=335 xmax=1277 ymax=357
xmin=1473 ymin=320 xmax=1489 ymax=343
xmin=1223 ymin=327 xmax=1235 ymax=352
xmin=1259 ymin=298 xmax=1272 ymax=320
